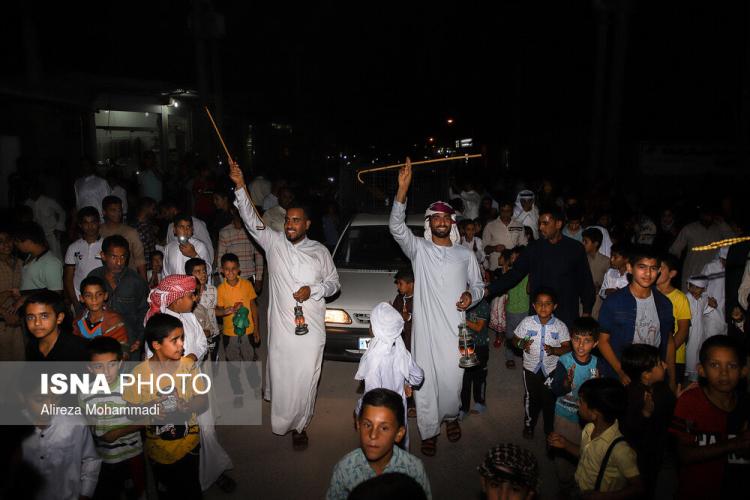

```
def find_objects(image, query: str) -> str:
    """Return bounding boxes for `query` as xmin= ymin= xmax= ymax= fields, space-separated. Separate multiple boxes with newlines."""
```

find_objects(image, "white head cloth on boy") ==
xmin=355 ymin=302 xmax=411 ymax=383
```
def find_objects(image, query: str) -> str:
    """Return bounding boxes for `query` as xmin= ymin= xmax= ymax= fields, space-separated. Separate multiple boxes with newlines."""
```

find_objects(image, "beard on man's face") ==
xmin=430 ymin=222 xmax=451 ymax=238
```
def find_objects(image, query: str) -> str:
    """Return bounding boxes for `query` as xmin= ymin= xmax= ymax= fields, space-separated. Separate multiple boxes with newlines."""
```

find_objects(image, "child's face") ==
xmin=582 ymin=237 xmax=599 ymax=255
xmin=88 ymin=352 xmax=122 ymax=384
xmin=731 ymin=306 xmax=745 ymax=323
xmin=571 ymin=333 xmax=597 ymax=360
xmin=566 ymin=219 xmax=581 ymax=233
xmin=698 ymin=346 xmax=746 ymax=394
xmin=80 ymin=285 xmax=107 ymax=312
xmin=174 ymin=219 xmax=194 ymax=239
xmin=221 ymin=261 xmax=240 ymax=283
xmin=643 ymin=361 xmax=667 ymax=385
xmin=688 ymin=284 xmax=705 ymax=300
xmin=532 ymin=294 xmax=556 ymax=321
xmin=481 ymin=476 xmax=533 ymax=500
xmin=610 ymin=252 xmax=627 ymax=270
xmin=655 ymin=262 xmax=675 ymax=287
xmin=627 ymin=258 xmax=659 ymax=289
xmin=395 ymin=279 xmax=413 ymax=296
xmin=152 ymin=327 xmax=185 ymax=361
xmin=357 ymin=404 xmax=406 ymax=463
xmin=465 ymin=223 xmax=476 ymax=240
xmin=191 ymin=264 xmax=208 ymax=286
xmin=24 ymin=303 xmax=64 ymax=339
xmin=169 ymin=291 xmax=196 ymax=314
xmin=151 ymin=255 xmax=163 ymax=272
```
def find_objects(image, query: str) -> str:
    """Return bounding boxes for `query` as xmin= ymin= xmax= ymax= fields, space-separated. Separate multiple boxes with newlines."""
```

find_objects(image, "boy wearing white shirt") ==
xmin=64 ymin=206 xmax=103 ymax=310
xmin=163 ymin=214 xmax=212 ymax=277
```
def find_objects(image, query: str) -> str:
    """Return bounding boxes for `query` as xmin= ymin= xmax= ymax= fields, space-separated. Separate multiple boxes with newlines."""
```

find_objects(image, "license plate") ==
xmin=358 ymin=337 xmax=371 ymax=350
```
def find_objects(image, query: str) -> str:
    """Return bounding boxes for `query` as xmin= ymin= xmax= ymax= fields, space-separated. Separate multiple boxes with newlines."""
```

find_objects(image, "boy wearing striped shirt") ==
xmin=80 ymin=336 xmax=145 ymax=499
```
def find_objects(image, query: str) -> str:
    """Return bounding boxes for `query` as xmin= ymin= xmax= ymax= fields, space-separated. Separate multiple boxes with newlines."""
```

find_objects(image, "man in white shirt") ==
xmin=482 ymin=200 xmax=526 ymax=271
xmin=24 ymin=186 xmax=66 ymax=259
xmin=74 ymin=158 xmax=111 ymax=214
xmin=163 ymin=214 xmax=212 ymax=277
xmin=63 ymin=206 xmax=103 ymax=309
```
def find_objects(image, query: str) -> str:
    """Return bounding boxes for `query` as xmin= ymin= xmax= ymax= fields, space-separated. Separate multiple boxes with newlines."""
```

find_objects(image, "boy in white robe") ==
xmin=685 ymin=276 xmax=709 ymax=382
xmin=700 ymin=247 xmax=728 ymax=338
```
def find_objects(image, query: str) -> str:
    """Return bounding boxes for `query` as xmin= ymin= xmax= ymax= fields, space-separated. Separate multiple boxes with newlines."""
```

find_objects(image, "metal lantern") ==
xmin=294 ymin=302 xmax=309 ymax=336
xmin=458 ymin=320 xmax=479 ymax=368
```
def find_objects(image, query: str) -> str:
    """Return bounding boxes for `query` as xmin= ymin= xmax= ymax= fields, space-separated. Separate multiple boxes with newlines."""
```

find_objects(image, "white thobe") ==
xmin=74 ymin=174 xmax=111 ymax=212
xmin=685 ymin=293 xmax=708 ymax=379
xmin=701 ymin=257 xmax=727 ymax=337
xmin=25 ymin=195 xmax=66 ymax=258
xmin=162 ymin=237 xmax=212 ymax=277
xmin=235 ymin=187 xmax=340 ymax=434
xmin=460 ymin=237 xmax=486 ymax=268
xmin=389 ymin=200 xmax=485 ymax=439
xmin=166 ymin=217 xmax=214 ymax=267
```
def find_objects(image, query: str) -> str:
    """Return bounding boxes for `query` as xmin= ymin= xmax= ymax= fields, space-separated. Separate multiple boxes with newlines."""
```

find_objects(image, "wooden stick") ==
xmin=204 ymin=106 xmax=265 ymax=230
xmin=356 ymin=154 xmax=482 ymax=184
xmin=692 ymin=236 xmax=750 ymax=251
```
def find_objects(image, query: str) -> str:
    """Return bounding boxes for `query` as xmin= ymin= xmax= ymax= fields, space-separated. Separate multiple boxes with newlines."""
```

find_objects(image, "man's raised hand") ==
xmin=229 ymin=160 xmax=245 ymax=188
xmin=398 ymin=157 xmax=413 ymax=190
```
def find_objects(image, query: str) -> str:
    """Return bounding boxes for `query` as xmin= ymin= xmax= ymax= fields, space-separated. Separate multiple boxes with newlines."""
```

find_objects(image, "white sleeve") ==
xmin=234 ymin=187 xmax=280 ymax=252
xmin=389 ymin=201 xmax=419 ymax=260
xmin=739 ymin=259 xmax=750 ymax=310
xmin=64 ymin=244 xmax=77 ymax=266
xmin=78 ymin=425 xmax=102 ymax=498
xmin=309 ymin=248 xmax=340 ymax=301
xmin=407 ymin=358 xmax=425 ymax=386
xmin=467 ymin=255 xmax=485 ymax=306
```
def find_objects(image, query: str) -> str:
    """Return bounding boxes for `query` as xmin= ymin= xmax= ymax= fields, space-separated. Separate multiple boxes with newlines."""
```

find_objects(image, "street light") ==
xmin=447 ymin=118 xmax=454 ymax=125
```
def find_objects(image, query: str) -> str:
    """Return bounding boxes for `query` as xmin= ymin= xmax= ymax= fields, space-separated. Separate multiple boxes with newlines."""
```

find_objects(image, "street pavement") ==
xmin=204 ymin=288 xmax=559 ymax=499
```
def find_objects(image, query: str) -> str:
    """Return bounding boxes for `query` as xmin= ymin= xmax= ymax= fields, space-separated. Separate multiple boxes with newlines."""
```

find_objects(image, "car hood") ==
xmin=329 ymin=269 xmax=397 ymax=312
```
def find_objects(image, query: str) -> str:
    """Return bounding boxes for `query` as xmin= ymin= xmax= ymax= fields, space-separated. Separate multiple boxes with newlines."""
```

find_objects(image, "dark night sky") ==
xmin=1 ymin=1 xmax=747 ymax=161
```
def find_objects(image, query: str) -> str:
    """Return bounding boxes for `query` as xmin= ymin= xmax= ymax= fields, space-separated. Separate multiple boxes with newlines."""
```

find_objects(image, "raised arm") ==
xmin=229 ymin=161 xmax=279 ymax=252
xmin=389 ymin=158 xmax=419 ymax=260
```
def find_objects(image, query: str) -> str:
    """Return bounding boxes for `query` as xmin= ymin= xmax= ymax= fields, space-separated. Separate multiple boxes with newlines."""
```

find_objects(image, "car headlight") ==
xmin=325 ymin=309 xmax=352 ymax=324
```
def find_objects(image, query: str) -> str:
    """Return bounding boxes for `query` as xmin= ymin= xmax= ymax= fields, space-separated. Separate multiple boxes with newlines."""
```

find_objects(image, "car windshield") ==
xmin=333 ymin=225 xmax=421 ymax=270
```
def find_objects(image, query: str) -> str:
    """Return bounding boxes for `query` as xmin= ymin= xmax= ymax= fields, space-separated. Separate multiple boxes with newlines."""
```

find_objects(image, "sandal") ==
xmin=292 ymin=430 xmax=309 ymax=451
xmin=445 ymin=420 xmax=462 ymax=442
xmin=421 ymin=436 xmax=437 ymax=456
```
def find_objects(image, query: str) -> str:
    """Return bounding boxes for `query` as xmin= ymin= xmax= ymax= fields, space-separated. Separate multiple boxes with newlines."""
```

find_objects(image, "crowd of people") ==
xmin=1 ymin=151 xmax=750 ymax=499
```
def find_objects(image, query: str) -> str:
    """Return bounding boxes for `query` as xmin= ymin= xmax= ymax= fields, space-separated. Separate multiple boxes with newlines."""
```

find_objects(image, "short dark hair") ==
xmin=173 ymin=213 xmax=192 ymax=226
xmin=578 ymin=378 xmax=627 ymax=423
xmin=12 ymin=222 xmax=48 ymax=247
xmin=220 ymin=253 xmax=240 ymax=266
xmin=499 ymin=199 xmax=514 ymax=209
xmin=185 ymin=258 xmax=206 ymax=275
xmin=101 ymin=235 xmax=129 ymax=254
xmin=538 ymin=205 xmax=564 ymax=222
xmin=79 ymin=276 xmax=107 ymax=295
xmin=348 ymin=473 xmax=427 ymax=500
xmin=570 ymin=317 xmax=600 ymax=341
xmin=532 ymin=287 xmax=557 ymax=304
xmin=286 ymin=203 xmax=312 ymax=220
xmin=499 ymin=249 xmax=513 ymax=263
xmin=101 ymin=196 xmax=122 ymax=209
xmin=145 ymin=313 xmax=183 ymax=351
xmin=359 ymin=388 xmax=405 ymax=428
xmin=136 ymin=197 xmax=157 ymax=214
xmin=23 ymin=290 xmax=66 ymax=317
xmin=660 ymin=253 xmax=680 ymax=272
xmin=511 ymin=245 xmax=526 ymax=257
xmin=610 ymin=242 xmax=629 ymax=259
xmin=699 ymin=335 xmax=746 ymax=367
xmin=582 ymin=227 xmax=603 ymax=247
xmin=394 ymin=268 xmax=414 ymax=283
xmin=628 ymin=244 xmax=661 ymax=267
xmin=621 ymin=344 xmax=660 ymax=382
xmin=87 ymin=336 xmax=123 ymax=361
xmin=77 ymin=206 xmax=100 ymax=221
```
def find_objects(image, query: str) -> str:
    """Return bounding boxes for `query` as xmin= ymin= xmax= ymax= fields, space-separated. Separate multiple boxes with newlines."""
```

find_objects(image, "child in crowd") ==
xmin=685 ymin=275 xmax=709 ymax=382
xmin=700 ymin=247 xmax=728 ymax=338
xmin=24 ymin=290 xmax=88 ymax=361
xmin=562 ymin=205 xmax=584 ymax=242
xmin=477 ymin=443 xmax=539 ymax=500
xmin=354 ymin=303 xmax=424 ymax=449
xmin=460 ymin=292 xmax=491 ymax=418
xmin=549 ymin=317 xmax=602 ymax=496
xmin=459 ymin=219 xmax=486 ymax=268
xmin=489 ymin=250 xmax=509 ymax=353
xmin=620 ymin=344 xmax=675 ymax=497
xmin=123 ymin=313 xmax=207 ymax=498
xmin=80 ymin=336 xmax=145 ymax=500
xmin=548 ymin=378 xmax=643 ymax=498
xmin=582 ymin=227 xmax=610 ymax=318
xmin=514 ymin=288 xmax=571 ymax=438
xmin=392 ymin=268 xmax=414 ymax=352
xmin=669 ymin=335 xmax=750 ymax=500
xmin=63 ymin=205 xmax=103 ymax=312
xmin=147 ymin=250 xmax=164 ymax=289
xmin=73 ymin=276 xmax=131 ymax=356
xmin=501 ymin=246 xmax=529 ymax=368
xmin=600 ymin=243 xmax=629 ymax=299
xmin=217 ymin=253 xmax=259 ymax=405
xmin=186 ymin=257 xmax=220 ymax=360
xmin=327 ymin=388 xmax=431 ymax=500
xmin=21 ymin=372 xmax=102 ymax=500
xmin=656 ymin=254 xmax=691 ymax=385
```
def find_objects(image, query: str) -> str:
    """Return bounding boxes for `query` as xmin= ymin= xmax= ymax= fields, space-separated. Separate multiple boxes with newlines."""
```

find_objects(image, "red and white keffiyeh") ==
xmin=144 ymin=274 xmax=197 ymax=324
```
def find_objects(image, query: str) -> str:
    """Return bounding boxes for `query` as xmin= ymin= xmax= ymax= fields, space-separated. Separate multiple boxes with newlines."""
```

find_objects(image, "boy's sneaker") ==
xmin=470 ymin=403 xmax=486 ymax=415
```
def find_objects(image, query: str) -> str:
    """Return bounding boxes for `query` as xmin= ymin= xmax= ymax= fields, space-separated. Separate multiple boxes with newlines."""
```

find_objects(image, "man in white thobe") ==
xmin=25 ymin=190 xmax=66 ymax=259
xmin=514 ymin=189 xmax=539 ymax=239
xmin=389 ymin=159 xmax=484 ymax=455
xmin=230 ymin=161 xmax=340 ymax=449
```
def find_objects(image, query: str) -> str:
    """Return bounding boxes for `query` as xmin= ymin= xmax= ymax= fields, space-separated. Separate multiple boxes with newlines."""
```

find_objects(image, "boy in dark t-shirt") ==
xmin=460 ymin=297 xmax=491 ymax=418
xmin=669 ymin=335 xmax=750 ymax=500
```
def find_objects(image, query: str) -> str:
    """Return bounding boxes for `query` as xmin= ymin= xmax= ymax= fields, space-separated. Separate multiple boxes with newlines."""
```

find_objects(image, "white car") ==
xmin=324 ymin=212 xmax=423 ymax=361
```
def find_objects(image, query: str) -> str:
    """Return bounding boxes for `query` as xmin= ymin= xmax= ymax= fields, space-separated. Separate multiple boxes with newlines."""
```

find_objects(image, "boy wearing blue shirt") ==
xmin=550 ymin=317 xmax=602 ymax=497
